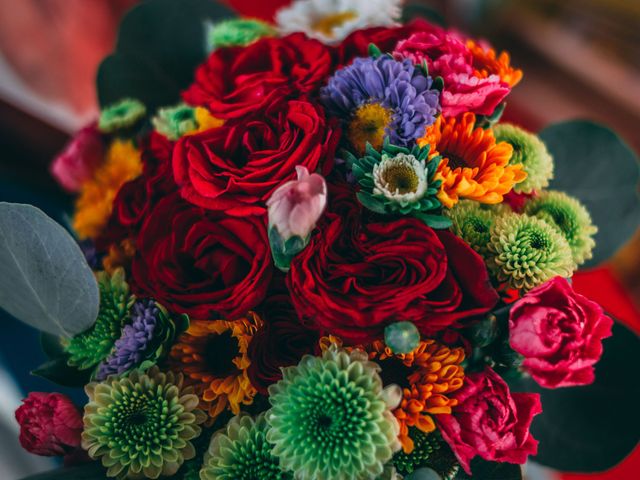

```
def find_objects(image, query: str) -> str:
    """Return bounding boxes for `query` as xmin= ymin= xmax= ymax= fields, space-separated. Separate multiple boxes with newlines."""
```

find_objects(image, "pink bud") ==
xmin=50 ymin=122 xmax=104 ymax=192
xmin=267 ymin=166 xmax=327 ymax=239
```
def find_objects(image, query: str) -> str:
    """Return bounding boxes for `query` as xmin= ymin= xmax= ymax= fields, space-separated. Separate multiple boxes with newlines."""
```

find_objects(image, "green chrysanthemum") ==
xmin=99 ymin=98 xmax=146 ymax=133
xmin=200 ymin=414 xmax=291 ymax=480
xmin=446 ymin=200 xmax=510 ymax=256
xmin=208 ymin=18 xmax=275 ymax=50
xmin=524 ymin=191 xmax=597 ymax=265
xmin=393 ymin=429 xmax=459 ymax=479
xmin=65 ymin=268 xmax=134 ymax=371
xmin=266 ymin=346 xmax=401 ymax=480
xmin=493 ymin=123 xmax=554 ymax=194
xmin=152 ymin=104 xmax=199 ymax=140
xmin=82 ymin=366 xmax=206 ymax=479
xmin=345 ymin=140 xmax=451 ymax=228
xmin=488 ymin=213 xmax=576 ymax=292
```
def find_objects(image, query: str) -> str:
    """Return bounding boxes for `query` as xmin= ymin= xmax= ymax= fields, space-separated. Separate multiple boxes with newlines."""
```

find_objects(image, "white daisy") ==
xmin=372 ymin=153 xmax=428 ymax=204
xmin=276 ymin=0 xmax=403 ymax=44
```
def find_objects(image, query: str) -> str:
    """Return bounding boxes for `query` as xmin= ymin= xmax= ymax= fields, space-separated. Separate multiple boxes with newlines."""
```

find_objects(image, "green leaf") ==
xmin=511 ymin=321 xmax=640 ymax=472
xmin=368 ymin=43 xmax=383 ymax=58
xmin=356 ymin=192 xmax=388 ymax=214
xmin=412 ymin=212 xmax=452 ymax=229
xmin=40 ymin=332 xmax=66 ymax=359
xmin=0 ymin=203 xmax=99 ymax=337
xmin=455 ymin=459 xmax=522 ymax=479
xmin=405 ymin=467 xmax=443 ymax=480
xmin=32 ymin=357 xmax=91 ymax=388
xmin=540 ymin=120 xmax=640 ymax=267
xmin=97 ymin=0 xmax=234 ymax=112
xmin=19 ymin=463 xmax=109 ymax=480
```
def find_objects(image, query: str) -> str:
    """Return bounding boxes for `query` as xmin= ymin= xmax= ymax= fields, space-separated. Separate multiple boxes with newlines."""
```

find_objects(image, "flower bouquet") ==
xmin=2 ymin=1 xmax=639 ymax=479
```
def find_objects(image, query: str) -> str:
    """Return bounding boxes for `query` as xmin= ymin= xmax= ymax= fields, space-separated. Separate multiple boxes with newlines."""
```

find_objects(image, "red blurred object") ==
xmin=225 ymin=0 xmax=290 ymax=21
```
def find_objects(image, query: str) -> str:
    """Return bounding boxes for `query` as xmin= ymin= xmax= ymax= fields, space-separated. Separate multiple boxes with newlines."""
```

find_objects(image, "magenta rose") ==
xmin=509 ymin=276 xmax=613 ymax=388
xmin=15 ymin=392 xmax=83 ymax=457
xmin=437 ymin=368 xmax=541 ymax=474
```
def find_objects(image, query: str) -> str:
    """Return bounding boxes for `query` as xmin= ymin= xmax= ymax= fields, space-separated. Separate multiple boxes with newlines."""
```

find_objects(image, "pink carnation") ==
xmin=394 ymin=28 xmax=510 ymax=117
xmin=509 ymin=276 xmax=613 ymax=388
xmin=50 ymin=122 xmax=104 ymax=192
xmin=15 ymin=392 xmax=83 ymax=457
xmin=437 ymin=368 xmax=541 ymax=474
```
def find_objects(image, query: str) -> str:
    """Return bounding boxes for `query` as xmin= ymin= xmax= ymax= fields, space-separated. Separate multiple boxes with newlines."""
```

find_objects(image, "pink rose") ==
xmin=393 ymin=29 xmax=510 ymax=117
xmin=50 ymin=122 xmax=104 ymax=192
xmin=509 ymin=276 xmax=613 ymax=388
xmin=267 ymin=166 xmax=327 ymax=240
xmin=15 ymin=392 xmax=83 ymax=457
xmin=437 ymin=368 xmax=541 ymax=474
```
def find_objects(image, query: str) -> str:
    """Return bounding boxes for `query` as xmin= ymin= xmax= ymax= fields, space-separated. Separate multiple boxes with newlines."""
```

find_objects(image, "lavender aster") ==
xmin=97 ymin=299 xmax=188 ymax=380
xmin=320 ymin=55 xmax=440 ymax=154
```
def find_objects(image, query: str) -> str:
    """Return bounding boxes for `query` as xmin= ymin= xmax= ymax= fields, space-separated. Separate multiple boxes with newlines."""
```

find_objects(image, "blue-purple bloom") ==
xmin=96 ymin=299 xmax=159 ymax=380
xmin=320 ymin=55 xmax=440 ymax=148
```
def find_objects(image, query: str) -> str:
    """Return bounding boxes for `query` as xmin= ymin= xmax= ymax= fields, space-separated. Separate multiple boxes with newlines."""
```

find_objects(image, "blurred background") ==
xmin=0 ymin=0 xmax=638 ymax=478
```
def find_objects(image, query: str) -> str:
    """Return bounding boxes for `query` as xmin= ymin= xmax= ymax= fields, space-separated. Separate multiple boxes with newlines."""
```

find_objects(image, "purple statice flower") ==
xmin=320 ymin=55 xmax=441 ymax=147
xmin=96 ymin=299 xmax=159 ymax=380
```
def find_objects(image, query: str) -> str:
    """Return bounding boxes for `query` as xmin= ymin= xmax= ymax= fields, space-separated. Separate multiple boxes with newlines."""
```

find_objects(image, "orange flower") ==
xmin=102 ymin=238 xmax=136 ymax=275
xmin=467 ymin=39 xmax=523 ymax=88
xmin=72 ymin=140 xmax=142 ymax=239
xmin=169 ymin=313 xmax=261 ymax=424
xmin=419 ymin=113 xmax=526 ymax=208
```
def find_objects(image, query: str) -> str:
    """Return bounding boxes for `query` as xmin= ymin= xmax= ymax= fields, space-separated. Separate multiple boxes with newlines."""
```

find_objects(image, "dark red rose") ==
xmin=173 ymin=99 xmax=339 ymax=216
xmin=15 ymin=392 xmax=83 ymax=457
xmin=248 ymin=293 xmax=320 ymax=394
xmin=338 ymin=19 xmax=435 ymax=65
xmin=437 ymin=368 xmax=541 ymax=474
xmin=96 ymin=132 xmax=177 ymax=251
xmin=182 ymin=33 xmax=334 ymax=119
xmin=287 ymin=190 xmax=499 ymax=343
xmin=131 ymin=192 xmax=272 ymax=319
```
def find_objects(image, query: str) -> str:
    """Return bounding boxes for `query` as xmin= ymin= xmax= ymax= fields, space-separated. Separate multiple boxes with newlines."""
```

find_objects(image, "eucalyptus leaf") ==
xmin=20 ymin=462 xmax=108 ymax=480
xmin=405 ymin=467 xmax=443 ymax=480
xmin=540 ymin=120 xmax=640 ymax=267
xmin=0 ymin=203 xmax=99 ymax=337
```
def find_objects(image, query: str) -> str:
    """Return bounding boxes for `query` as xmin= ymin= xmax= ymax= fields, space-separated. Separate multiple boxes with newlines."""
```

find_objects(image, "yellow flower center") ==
xmin=380 ymin=162 xmax=420 ymax=194
xmin=347 ymin=103 xmax=393 ymax=155
xmin=311 ymin=11 xmax=358 ymax=37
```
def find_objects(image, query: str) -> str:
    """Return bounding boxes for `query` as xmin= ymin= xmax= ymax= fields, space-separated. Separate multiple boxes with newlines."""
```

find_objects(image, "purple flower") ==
xmin=96 ymin=299 xmax=159 ymax=380
xmin=320 ymin=55 xmax=440 ymax=149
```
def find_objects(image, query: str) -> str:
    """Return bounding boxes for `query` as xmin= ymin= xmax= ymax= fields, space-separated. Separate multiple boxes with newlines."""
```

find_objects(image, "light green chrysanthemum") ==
xmin=446 ymin=200 xmax=510 ymax=256
xmin=82 ymin=367 xmax=206 ymax=479
xmin=266 ymin=346 xmax=401 ymax=480
xmin=152 ymin=104 xmax=199 ymax=140
xmin=493 ymin=123 xmax=553 ymax=194
xmin=208 ymin=18 xmax=276 ymax=50
xmin=345 ymin=140 xmax=450 ymax=228
xmin=393 ymin=429 xmax=459 ymax=479
xmin=524 ymin=191 xmax=597 ymax=266
xmin=65 ymin=268 xmax=134 ymax=371
xmin=200 ymin=414 xmax=291 ymax=480
xmin=488 ymin=213 xmax=576 ymax=292
xmin=99 ymin=98 xmax=146 ymax=133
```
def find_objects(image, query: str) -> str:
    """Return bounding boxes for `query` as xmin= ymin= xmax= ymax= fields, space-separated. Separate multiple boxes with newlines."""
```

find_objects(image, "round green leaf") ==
xmin=540 ymin=120 xmax=640 ymax=267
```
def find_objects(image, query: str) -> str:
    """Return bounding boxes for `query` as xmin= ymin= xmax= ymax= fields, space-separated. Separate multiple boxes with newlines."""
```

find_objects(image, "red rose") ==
xmin=173 ymin=99 xmax=339 ymax=216
xmin=287 ymin=189 xmax=498 ymax=343
xmin=437 ymin=368 xmax=541 ymax=474
xmin=182 ymin=33 xmax=334 ymax=119
xmin=248 ymin=292 xmax=320 ymax=394
xmin=15 ymin=392 xmax=83 ymax=457
xmin=131 ymin=192 xmax=272 ymax=319
xmin=509 ymin=276 xmax=613 ymax=388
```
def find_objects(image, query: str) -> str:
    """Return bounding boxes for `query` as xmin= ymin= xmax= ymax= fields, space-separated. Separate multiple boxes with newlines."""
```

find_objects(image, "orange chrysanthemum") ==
xmin=467 ymin=39 xmax=523 ymax=88
xmin=364 ymin=339 xmax=465 ymax=453
xmin=169 ymin=313 xmax=261 ymax=424
xmin=418 ymin=113 xmax=526 ymax=208
xmin=72 ymin=140 xmax=142 ymax=239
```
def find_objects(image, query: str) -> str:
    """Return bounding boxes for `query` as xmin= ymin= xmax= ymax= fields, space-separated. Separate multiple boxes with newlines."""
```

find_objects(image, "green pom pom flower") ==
xmin=152 ymin=104 xmax=199 ymax=140
xmin=65 ymin=268 xmax=134 ymax=371
xmin=488 ymin=213 xmax=576 ymax=292
xmin=266 ymin=346 xmax=401 ymax=480
xmin=524 ymin=191 xmax=597 ymax=265
xmin=208 ymin=18 xmax=275 ymax=50
xmin=493 ymin=123 xmax=553 ymax=194
xmin=99 ymin=98 xmax=146 ymax=133
xmin=446 ymin=200 xmax=509 ymax=256
xmin=200 ymin=414 xmax=291 ymax=480
xmin=82 ymin=366 xmax=206 ymax=479
xmin=346 ymin=141 xmax=451 ymax=228
xmin=393 ymin=429 xmax=459 ymax=479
